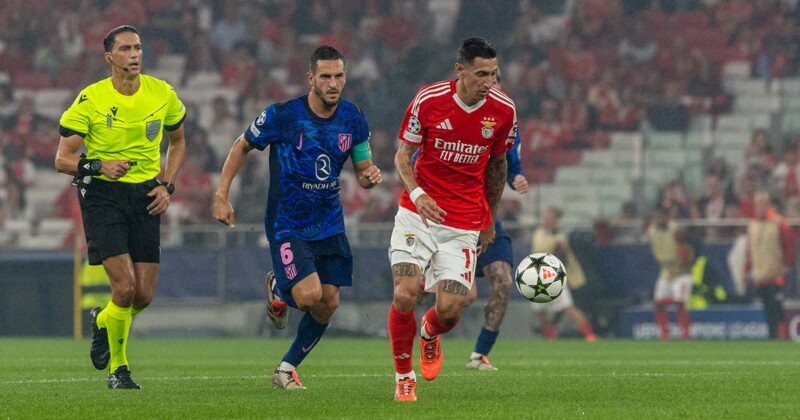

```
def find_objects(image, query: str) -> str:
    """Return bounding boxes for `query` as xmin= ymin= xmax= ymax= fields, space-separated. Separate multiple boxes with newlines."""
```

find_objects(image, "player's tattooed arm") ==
xmin=395 ymin=142 xmax=446 ymax=226
xmin=394 ymin=143 xmax=419 ymax=191
xmin=478 ymin=153 xmax=507 ymax=251
xmin=441 ymin=280 xmax=469 ymax=296
xmin=485 ymin=153 xmax=508 ymax=221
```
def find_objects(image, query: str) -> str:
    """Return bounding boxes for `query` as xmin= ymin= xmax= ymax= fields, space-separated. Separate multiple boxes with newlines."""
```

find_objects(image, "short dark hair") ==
xmin=103 ymin=25 xmax=140 ymax=52
xmin=457 ymin=37 xmax=497 ymax=64
xmin=309 ymin=45 xmax=345 ymax=73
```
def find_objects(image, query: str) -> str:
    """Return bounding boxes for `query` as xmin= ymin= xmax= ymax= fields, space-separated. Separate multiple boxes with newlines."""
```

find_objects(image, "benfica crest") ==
xmin=480 ymin=117 xmax=496 ymax=139
xmin=338 ymin=133 xmax=352 ymax=152
xmin=404 ymin=232 xmax=415 ymax=247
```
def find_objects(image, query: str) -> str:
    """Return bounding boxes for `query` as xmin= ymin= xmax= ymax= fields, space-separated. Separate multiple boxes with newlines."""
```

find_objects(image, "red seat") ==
xmin=13 ymin=72 xmax=51 ymax=89
xmin=672 ymin=10 xmax=709 ymax=31
xmin=526 ymin=167 xmax=555 ymax=184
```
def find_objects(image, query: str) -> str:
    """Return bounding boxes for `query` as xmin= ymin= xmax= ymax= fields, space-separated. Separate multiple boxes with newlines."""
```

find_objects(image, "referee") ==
xmin=54 ymin=25 xmax=186 ymax=389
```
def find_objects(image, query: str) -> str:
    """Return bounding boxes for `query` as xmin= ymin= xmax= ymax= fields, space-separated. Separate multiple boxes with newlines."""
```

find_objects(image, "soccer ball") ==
xmin=514 ymin=253 xmax=566 ymax=303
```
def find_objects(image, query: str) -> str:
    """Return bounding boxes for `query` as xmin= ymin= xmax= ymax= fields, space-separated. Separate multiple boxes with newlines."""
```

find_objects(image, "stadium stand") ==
xmin=2 ymin=0 xmax=800 ymax=247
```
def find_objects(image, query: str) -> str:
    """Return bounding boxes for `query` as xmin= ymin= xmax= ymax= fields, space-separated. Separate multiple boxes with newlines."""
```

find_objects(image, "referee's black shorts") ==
xmin=78 ymin=178 xmax=161 ymax=265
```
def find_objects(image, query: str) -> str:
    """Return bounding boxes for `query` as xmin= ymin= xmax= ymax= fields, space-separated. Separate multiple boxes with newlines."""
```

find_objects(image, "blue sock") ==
xmin=282 ymin=312 xmax=329 ymax=367
xmin=474 ymin=327 xmax=499 ymax=356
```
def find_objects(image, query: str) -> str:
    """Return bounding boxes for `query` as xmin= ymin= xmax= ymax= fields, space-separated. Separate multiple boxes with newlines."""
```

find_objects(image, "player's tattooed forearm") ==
xmin=392 ymin=263 xmax=418 ymax=278
xmin=485 ymin=154 xmax=507 ymax=214
xmin=397 ymin=144 xmax=416 ymax=180
xmin=441 ymin=280 xmax=469 ymax=296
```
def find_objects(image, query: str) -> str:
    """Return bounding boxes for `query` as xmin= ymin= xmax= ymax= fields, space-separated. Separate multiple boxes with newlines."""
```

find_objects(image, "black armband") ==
xmin=77 ymin=159 xmax=102 ymax=176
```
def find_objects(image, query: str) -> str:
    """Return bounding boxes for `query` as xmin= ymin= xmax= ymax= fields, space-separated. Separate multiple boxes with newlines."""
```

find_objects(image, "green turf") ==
xmin=1 ymin=338 xmax=798 ymax=419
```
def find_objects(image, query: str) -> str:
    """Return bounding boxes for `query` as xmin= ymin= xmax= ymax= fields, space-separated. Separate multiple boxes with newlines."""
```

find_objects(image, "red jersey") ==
xmin=397 ymin=80 xmax=517 ymax=230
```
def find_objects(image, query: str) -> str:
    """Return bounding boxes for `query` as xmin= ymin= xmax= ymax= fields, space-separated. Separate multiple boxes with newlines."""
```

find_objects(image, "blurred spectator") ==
xmin=660 ymin=179 xmax=692 ymax=219
xmin=609 ymin=201 xmax=643 ymax=242
xmin=531 ymin=206 xmax=598 ymax=342
xmin=646 ymin=82 xmax=689 ymax=131
xmin=221 ymin=42 xmax=257 ymax=100
xmin=714 ymin=0 xmax=754 ymax=34
xmin=728 ymin=24 xmax=762 ymax=62
xmin=561 ymin=83 xmax=591 ymax=135
xmin=770 ymin=139 xmax=800 ymax=216
xmin=524 ymin=99 xmax=573 ymax=151
xmin=173 ymin=148 xmax=214 ymax=226
xmin=754 ymin=34 xmax=792 ymax=82
xmin=556 ymin=35 xmax=597 ymax=83
xmin=618 ymin=19 xmax=658 ymax=64
xmin=588 ymin=69 xmax=621 ymax=130
xmin=210 ymin=3 xmax=247 ymax=55
xmin=646 ymin=205 xmax=693 ymax=340
xmin=0 ymin=79 xmax=17 ymax=120
xmin=182 ymin=32 xmax=220 ymax=86
xmin=0 ymin=200 xmax=12 ymax=248
xmin=2 ymin=146 xmax=33 ymax=218
xmin=203 ymin=95 xmax=241 ymax=161
xmin=695 ymin=173 xmax=733 ymax=239
xmin=740 ymin=129 xmax=775 ymax=181
xmin=54 ymin=184 xmax=82 ymax=248
xmin=745 ymin=190 xmax=793 ymax=340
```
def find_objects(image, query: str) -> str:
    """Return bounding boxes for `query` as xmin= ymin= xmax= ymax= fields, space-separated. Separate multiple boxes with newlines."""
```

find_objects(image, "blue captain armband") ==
xmin=352 ymin=142 xmax=372 ymax=162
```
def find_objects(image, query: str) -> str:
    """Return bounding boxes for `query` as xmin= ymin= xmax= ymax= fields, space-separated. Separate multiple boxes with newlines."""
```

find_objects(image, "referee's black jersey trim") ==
xmin=164 ymin=114 xmax=186 ymax=131
xmin=59 ymin=125 xmax=86 ymax=138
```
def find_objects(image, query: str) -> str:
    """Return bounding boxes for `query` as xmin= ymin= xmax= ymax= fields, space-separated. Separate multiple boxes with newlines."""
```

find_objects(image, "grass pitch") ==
xmin=1 ymin=338 xmax=798 ymax=419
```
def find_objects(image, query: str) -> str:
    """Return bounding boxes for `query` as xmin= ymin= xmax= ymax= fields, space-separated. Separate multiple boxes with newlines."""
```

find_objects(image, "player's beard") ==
xmin=313 ymin=86 xmax=341 ymax=110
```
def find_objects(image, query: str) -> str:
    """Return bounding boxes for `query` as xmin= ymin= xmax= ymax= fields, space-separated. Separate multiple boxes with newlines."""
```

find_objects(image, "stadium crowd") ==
xmin=2 ymin=0 xmax=800 ymax=243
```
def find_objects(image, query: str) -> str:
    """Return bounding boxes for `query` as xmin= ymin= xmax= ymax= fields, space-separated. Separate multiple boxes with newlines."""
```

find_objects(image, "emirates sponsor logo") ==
xmin=433 ymin=138 xmax=487 ymax=164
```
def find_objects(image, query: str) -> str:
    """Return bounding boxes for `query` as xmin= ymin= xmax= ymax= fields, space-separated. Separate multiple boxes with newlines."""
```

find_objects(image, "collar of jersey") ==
xmin=303 ymin=94 xmax=340 ymax=122
xmin=452 ymin=92 xmax=486 ymax=114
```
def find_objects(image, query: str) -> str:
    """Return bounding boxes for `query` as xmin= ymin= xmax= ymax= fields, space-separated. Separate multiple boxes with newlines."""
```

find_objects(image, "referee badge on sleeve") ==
xmin=146 ymin=120 xmax=161 ymax=141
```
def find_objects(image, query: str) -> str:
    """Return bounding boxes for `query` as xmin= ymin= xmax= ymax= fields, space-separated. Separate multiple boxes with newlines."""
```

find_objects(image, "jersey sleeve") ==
xmin=506 ymin=130 xmax=522 ymax=187
xmin=492 ymin=105 xmax=517 ymax=156
xmin=354 ymin=107 xmax=370 ymax=146
xmin=243 ymin=105 xmax=281 ymax=151
xmin=58 ymin=90 xmax=92 ymax=137
xmin=396 ymin=89 xmax=427 ymax=145
xmin=163 ymin=83 xmax=186 ymax=131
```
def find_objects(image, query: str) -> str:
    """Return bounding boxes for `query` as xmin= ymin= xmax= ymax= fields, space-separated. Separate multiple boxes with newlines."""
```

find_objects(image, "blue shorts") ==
xmin=476 ymin=220 xmax=514 ymax=276
xmin=269 ymin=234 xmax=353 ymax=308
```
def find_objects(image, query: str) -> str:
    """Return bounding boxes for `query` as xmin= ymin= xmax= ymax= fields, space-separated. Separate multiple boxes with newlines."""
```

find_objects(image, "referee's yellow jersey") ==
xmin=59 ymin=74 xmax=186 ymax=183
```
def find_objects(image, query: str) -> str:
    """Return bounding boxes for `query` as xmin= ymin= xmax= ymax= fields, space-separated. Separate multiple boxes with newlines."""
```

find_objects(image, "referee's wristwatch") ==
xmin=160 ymin=181 xmax=175 ymax=195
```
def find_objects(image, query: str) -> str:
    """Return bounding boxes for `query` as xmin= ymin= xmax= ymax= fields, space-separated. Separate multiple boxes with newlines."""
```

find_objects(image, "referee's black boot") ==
xmin=107 ymin=366 xmax=141 ymax=389
xmin=89 ymin=307 xmax=110 ymax=370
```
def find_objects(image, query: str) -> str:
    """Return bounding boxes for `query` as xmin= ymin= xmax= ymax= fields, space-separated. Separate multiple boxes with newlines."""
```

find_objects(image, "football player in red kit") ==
xmin=387 ymin=37 xmax=517 ymax=402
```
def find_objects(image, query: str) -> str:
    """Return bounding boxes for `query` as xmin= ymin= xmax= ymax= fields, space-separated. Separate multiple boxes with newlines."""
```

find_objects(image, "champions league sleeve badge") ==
xmin=407 ymin=115 xmax=421 ymax=134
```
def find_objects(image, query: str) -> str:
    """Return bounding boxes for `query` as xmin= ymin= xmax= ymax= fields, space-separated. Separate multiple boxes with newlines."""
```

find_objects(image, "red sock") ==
xmin=654 ymin=309 xmax=670 ymax=340
xmin=388 ymin=304 xmax=416 ymax=375
xmin=422 ymin=307 xmax=458 ymax=337
xmin=542 ymin=324 xmax=558 ymax=340
xmin=579 ymin=321 xmax=596 ymax=338
xmin=678 ymin=308 xmax=691 ymax=340
xmin=778 ymin=322 xmax=788 ymax=340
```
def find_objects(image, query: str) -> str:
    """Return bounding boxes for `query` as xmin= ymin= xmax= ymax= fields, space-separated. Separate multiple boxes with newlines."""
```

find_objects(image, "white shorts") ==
xmin=389 ymin=207 xmax=480 ymax=292
xmin=654 ymin=273 xmax=693 ymax=303
xmin=530 ymin=283 xmax=574 ymax=314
